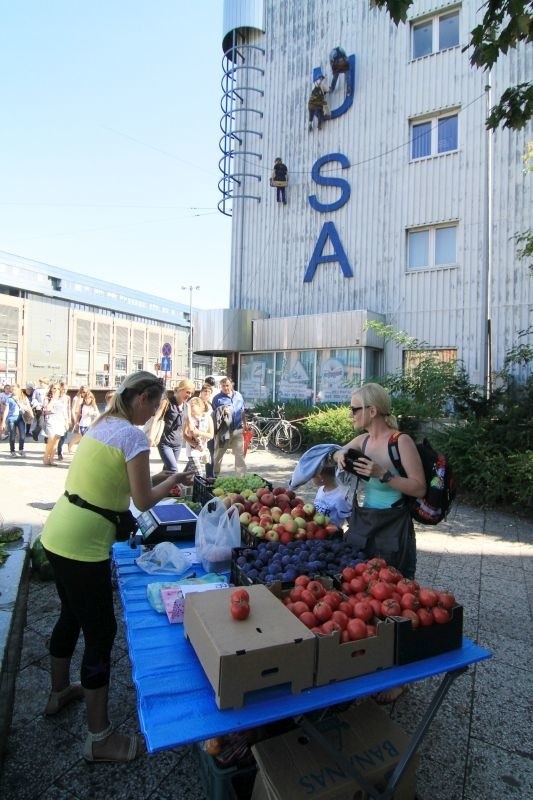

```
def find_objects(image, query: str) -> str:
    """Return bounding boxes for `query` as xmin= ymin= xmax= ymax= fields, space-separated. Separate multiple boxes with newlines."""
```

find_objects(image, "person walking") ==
xmin=56 ymin=382 xmax=72 ymax=461
xmin=212 ymin=376 xmax=247 ymax=476
xmin=68 ymin=390 xmax=99 ymax=453
xmin=157 ymin=379 xmax=195 ymax=471
xmin=42 ymin=384 xmax=69 ymax=465
xmin=31 ymin=377 xmax=48 ymax=440
xmin=40 ymin=371 xmax=193 ymax=763
xmin=1 ymin=385 xmax=25 ymax=457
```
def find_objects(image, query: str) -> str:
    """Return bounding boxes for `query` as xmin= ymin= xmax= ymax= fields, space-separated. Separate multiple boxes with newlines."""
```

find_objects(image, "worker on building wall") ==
xmin=271 ymin=158 xmax=288 ymax=204
xmin=308 ymin=74 xmax=329 ymax=132
xmin=329 ymin=46 xmax=352 ymax=96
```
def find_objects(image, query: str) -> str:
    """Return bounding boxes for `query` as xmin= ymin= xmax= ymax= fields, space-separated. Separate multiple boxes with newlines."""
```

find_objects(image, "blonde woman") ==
xmin=184 ymin=395 xmax=214 ymax=476
xmin=68 ymin=390 xmax=99 ymax=453
xmin=157 ymin=379 xmax=195 ymax=471
xmin=56 ymin=382 xmax=72 ymax=461
xmin=40 ymin=371 xmax=193 ymax=763
xmin=43 ymin=384 xmax=69 ymax=465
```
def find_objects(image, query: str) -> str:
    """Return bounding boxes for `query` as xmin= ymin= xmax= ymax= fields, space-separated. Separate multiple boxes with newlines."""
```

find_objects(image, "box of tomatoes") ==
xmin=393 ymin=603 xmax=463 ymax=665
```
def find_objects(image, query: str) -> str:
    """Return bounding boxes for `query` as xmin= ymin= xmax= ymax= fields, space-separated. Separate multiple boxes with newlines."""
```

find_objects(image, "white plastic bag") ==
xmin=195 ymin=497 xmax=241 ymax=572
xmin=136 ymin=542 xmax=189 ymax=574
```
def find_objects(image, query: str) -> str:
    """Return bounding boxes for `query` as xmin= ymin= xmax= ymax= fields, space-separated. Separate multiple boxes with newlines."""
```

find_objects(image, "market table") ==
xmin=113 ymin=542 xmax=491 ymax=800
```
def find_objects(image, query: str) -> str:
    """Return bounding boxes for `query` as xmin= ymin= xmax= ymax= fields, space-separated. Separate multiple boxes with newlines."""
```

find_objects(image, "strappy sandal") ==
xmin=83 ymin=724 xmax=144 ymax=763
xmin=44 ymin=683 xmax=84 ymax=715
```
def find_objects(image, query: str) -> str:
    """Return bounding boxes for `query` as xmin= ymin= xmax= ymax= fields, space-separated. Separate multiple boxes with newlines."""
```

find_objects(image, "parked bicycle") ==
xmin=245 ymin=405 xmax=302 ymax=454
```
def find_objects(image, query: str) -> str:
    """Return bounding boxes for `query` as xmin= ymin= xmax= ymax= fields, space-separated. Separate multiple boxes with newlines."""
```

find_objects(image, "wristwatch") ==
xmin=380 ymin=470 xmax=393 ymax=483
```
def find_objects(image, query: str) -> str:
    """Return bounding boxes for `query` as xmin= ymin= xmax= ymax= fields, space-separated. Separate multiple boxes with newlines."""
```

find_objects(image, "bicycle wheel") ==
xmin=246 ymin=422 xmax=262 ymax=453
xmin=274 ymin=422 xmax=302 ymax=454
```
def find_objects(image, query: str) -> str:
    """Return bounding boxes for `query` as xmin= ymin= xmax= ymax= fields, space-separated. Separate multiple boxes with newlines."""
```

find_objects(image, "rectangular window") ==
xmin=412 ymin=8 xmax=459 ymax=59
xmin=408 ymin=224 xmax=457 ymax=270
xmin=411 ymin=113 xmax=458 ymax=159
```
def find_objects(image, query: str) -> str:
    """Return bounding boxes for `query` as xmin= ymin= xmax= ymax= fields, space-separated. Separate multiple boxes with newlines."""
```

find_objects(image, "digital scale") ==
xmin=131 ymin=503 xmax=198 ymax=547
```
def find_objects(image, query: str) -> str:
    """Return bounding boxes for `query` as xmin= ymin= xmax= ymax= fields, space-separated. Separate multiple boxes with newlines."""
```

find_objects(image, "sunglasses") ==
xmin=351 ymin=406 xmax=363 ymax=415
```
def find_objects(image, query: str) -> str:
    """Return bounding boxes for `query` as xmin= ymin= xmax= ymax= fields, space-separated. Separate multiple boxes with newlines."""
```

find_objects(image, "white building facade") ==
xmin=213 ymin=0 xmax=532 ymax=405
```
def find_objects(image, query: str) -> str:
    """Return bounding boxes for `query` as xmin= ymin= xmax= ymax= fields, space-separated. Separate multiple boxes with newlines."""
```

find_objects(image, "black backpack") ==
xmin=388 ymin=432 xmax=456 ymax=525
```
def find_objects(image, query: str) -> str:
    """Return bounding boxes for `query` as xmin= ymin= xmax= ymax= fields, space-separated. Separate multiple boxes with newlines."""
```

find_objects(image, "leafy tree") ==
xmin=373 ymin=0 xmax=533 ymax=130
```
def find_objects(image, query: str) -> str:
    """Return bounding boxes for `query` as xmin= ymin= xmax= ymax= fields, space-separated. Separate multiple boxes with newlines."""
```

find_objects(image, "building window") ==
xmin=132 ymin=357 xmax=144 ymax=371
xmin=412 ymin=8 xmax=459 ymax=59
xmin=407 ymin=224 xmax=457 ymax=269
xmin=411 ymin=113 xmax=458 ymax=159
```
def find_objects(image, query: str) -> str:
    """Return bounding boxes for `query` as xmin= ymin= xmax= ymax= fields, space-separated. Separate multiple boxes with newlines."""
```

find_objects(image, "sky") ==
xmin=0 ymin=1 xmax=231 ymax=310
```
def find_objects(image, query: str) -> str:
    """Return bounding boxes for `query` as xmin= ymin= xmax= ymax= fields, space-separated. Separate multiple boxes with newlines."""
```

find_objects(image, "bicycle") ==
xmin=244 ymin=405 xmax=302 ymax=454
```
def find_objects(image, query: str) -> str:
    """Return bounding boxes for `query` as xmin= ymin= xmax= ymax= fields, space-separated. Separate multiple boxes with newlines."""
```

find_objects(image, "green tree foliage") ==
xmin=373 ymin=0 xmax=533 ymax=130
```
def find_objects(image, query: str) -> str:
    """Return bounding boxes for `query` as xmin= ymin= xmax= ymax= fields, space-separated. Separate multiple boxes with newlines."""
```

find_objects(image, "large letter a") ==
xmin=304 ymin=221 xmax=353 ymax=282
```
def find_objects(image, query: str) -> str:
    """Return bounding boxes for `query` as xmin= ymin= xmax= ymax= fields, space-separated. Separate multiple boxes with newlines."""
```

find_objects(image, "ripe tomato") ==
xmin=299 ymin=610 xmax=317 ymax=628
xmin=362 ymin=568 xmax=380 ymax=585
xmin=418 ymin=587 xmax=439 ymax=608
xmin=396 ymin=578 xmax=420 ymax=596
xmin=346 ymin=617 xmax=368 ymax=641
xmin=367 ymin=557 xmax=387 ymax=570
xmin=313 ymin=601 xmax=333 ymax=623
xmin=378 ymin=566 xmax=403 ymax=584
xmin=289 ymin=586 xmax=304 ymax=603
xmin=338 ymin=600 xmax=353 ymax=617
xmin=341 ymin=566 xmax=357 ymax=582
xmin=294 ymin=575 xmax=311 ymax=587
xmin=321 ymin=620 xmax=342 ymax=635
xmin=369 ymin=581 xmax=393 ymax=601
xmin=432 ymin=606 xmax=451 ymax=624
xmin=437 ymin=591 xmax=456 ymax=610
xmin=231 ymin=588 xmax=250 ymax=604
xmin=230 ymin=602 xmax=250 ymax=621
xmin=400 ymin=609 xmax=420 ymax=629
xmin=307 ymin=580 xmax=326 ymax=599
xmin=291 ymin=601 xmax=310 ymax=617
xmin=348 ymin=576 xmax=366 ymax=594
xmin=353 ymin=600 xmax=374 ymax=623
xmin=400 ymin=592 xmax=420 ymax=611
xmin=417 ymin=607 xmax=434 ymax=627
xmin=368 ymin=597 xmax=383 ymax=618
xmin=323 ymin=591 xmax=343 ymax=610
xmin=366 ymin=624 xmax=377 ymax=637
xmin=300 ymin=589 xmax=318 ymax=609
xmin=354 ymin=562 xmax=368 ymax=575
xmin=331 ymin=610 xmax=349 ymax=630
xmin=380 ymin=599 xmax=401 ymax=617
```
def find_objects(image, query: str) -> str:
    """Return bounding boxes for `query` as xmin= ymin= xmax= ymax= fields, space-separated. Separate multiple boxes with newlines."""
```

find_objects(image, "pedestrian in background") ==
xmin=31 ymin=377 xmax=48 ymax=440
xmin=157 ymin=379 xmax=195 ymax=471
xmin=56 ymin=382 xmax=72 ymax=461
xmin=42 ymin=384 xmax=69 ymax=465
xmin=1 ymin=384 xmax=26 ymax=457
xmin=212 ymin=376 xmax=247 ymax=476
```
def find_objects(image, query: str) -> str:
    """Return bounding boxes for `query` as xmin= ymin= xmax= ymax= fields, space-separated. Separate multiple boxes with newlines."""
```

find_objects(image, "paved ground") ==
xmin=0 ymin=437 xmax=532 ymax=799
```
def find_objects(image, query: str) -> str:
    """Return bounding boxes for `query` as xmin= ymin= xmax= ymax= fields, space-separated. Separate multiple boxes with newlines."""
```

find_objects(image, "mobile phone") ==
xmin=343 ymin=448 xmax=370 ymax=480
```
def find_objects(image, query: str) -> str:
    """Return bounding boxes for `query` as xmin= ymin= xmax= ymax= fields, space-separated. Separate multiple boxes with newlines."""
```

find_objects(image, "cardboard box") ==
xmin=251 ymin=700 xmax=417 ymax=800
xmin=184 ymin=585 xmax=316 ymax=709
xmin=394 ymin=604 xmax=463 ymax=665
xmin=314 ymin=618 xmax=395 ymax=686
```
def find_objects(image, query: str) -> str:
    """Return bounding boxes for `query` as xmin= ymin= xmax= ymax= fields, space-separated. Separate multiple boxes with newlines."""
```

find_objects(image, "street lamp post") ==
xmin=181 ymin=285 xmax=199 ymax=380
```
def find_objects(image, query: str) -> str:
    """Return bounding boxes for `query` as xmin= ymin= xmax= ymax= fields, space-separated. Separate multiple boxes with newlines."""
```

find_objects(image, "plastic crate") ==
xmin=192 ymin=475 xmax=216 ymax=505
xmin=194 ymin=743 xmax=256 ymax=800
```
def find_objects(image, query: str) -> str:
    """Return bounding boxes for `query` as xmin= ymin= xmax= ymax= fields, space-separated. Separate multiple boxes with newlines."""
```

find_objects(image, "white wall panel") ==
xmin=224 ymin=0 xmax=532 ymax=384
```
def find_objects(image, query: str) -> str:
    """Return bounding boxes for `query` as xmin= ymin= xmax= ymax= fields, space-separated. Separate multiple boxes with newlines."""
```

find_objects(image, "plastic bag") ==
xmin=195 ymin=497 xmax=241 ymax=572
xmin=146 ymin=575 xmax=229 ymax=613
xmin=136 ymin=541 xmax=189 ymax=574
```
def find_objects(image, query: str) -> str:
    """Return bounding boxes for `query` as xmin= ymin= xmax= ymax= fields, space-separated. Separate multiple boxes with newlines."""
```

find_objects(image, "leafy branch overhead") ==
xmin=373 ymin=0 xmax=533 ymax=130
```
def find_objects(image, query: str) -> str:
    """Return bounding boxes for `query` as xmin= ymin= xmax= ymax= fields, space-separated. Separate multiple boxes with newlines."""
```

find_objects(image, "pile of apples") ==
xmin=221 ymin=485 xmax=338 ymax=543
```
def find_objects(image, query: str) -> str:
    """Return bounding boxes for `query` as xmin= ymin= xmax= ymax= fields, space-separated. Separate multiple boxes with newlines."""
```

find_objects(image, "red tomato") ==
xmin=346 ymin=618 xmax=368 ymax=641
xmin=380 ymin=599 xmax=401 ymax=617
xmin=341 ymin=581 xmax=352 ymax=594
xmin=320 ymin=620 xmax=342 ymax=635
xmin=230 ymin=602 xmax=250 ymax=621
xmin=367 ymin=557 xmax=387 ymax=569
xmin=366 ymin=624 xmax=377 ymax=637
xmin=307 ymin=580 xmax=326 ymax=599
xmin=348 ymin=576 xmax=366 ymax=594
xmin=313 ymin=601 xmax=333 ymax=623
xmin=323 ymin=591 xmax=343 ymax=610
xmin=417 ymin=607 xmax=434 ymax=626
xmin=338 ymin=601 xmax=353 ymax=617
xmin=231 ymin=588 xmax=249 ymax=604
xmin=291 ymin=601 xmax=310 ymax=617
xmin=353 ymin=600 xmax=374 ymax=623
xmin=331 ymin=610 xmax=349 ymax=629
xmin=289 ymin=586 xmax=304 ymax=603
xmin=299 ymin=610 xmax=317 ymax=628
xmin=294 ymin=574 xmax=311 ymax=587
xmin=432 ymin=606 xmax=451 ymax=624
xmin=368 ymin=598 xmax=383 ymax=618
xmin=341 ymin=566 xmax=357 ymax=582
xmin=354 ymin=562 xmax=368 ymax=575
xmin=378 ymin=566 xmax=402 ymax=584
xmin=400 ymin=592 xmax=420 ymax=611
xmin=369 ymin=581 xmax=393 ymax=601
xmin=341 ymin=629 xmax=351 ymax=643
xmin=437 ymin=591 xmax=456 ymax=610
xmin=300 ymin=589 xmax=317 ymax=609
xmin=418 ymin=587 xmax=439 ymax=608
xmin=396 ymin=578 xmax=420 ymax=596
xmin=362 ymin=568 xmax=380 ymax=585
xmin=400 ymin=609 xmax=420 ymax=629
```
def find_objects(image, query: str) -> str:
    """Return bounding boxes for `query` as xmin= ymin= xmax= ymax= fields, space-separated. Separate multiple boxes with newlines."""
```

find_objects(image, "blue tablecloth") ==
xmin=113 ymin=542 xmax=491 ymax=754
